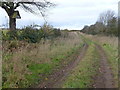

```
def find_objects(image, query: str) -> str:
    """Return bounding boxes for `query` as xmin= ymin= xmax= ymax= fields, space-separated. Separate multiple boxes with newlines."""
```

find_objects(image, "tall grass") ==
xmin=81 ymin=33 xmax=118 ymax=48
xmin=2 ymin=32 xmax=84 ymax=88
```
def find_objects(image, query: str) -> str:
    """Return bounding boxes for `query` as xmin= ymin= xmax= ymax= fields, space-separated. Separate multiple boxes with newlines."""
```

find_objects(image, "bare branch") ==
xmin=1 ymin=2 xmax=10 ymax=15
xmin=14 ymin=2 xmax=20 ymax=9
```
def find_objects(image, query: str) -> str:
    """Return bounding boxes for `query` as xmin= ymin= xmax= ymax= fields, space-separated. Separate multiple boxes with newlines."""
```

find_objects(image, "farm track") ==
xmin=36 ymin=33 xmax=116 ymax=88
xmin=37 ymin=43 xmax=89 ymax=88
xmin=93 ymin=44 xmax=115 ymax=88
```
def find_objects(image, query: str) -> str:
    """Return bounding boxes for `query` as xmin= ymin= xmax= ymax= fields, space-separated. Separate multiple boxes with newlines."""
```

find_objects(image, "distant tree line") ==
xmin=81 ymin=10 xmax=118 ymax=36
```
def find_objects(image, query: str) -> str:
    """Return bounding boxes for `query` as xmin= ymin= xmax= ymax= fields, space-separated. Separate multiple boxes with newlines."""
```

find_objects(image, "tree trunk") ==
xmin=9 ymin=16 xmax=16 ymax=30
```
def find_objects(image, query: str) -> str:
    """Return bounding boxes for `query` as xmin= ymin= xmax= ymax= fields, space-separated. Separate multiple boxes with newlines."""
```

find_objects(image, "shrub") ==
xmin=20 ymin=28 xmax=41 ymax=43
xmin=2 ymin=24 xmax=62 ymax=43
xmin=3 ymin=30 xmax=19 ymax=40
xmin=53 ymin=28 xmax=61 ymax=37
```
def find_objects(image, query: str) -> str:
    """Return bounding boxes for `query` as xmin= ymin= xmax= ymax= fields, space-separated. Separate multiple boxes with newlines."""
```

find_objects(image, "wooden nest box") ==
xmin=12 ymin=11 xmax=21 ymax=19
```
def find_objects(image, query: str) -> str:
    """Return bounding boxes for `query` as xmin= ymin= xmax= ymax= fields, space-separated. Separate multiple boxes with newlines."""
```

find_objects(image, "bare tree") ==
xmin=0 ymin=1 xmax=55 ymax=30
xmin=98 ymin=10 xmax=115 ymax=26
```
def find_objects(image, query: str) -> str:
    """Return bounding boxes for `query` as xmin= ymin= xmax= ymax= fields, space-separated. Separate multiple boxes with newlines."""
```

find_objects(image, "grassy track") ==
xmin=62 ymin=33 xmax=118 ymax=88
xmin=2 ymin=31 xmax=118 ymax=88
xmin=83 ymin=34 xmax=118 ymax=87
xmin=80 ymin=34 xmax=118 ymax=87
xmin=62 ymin=43 xmax=100 ymax=88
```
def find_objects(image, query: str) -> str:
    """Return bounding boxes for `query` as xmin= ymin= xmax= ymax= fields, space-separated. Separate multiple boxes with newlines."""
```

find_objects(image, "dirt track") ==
xmin=37 ymin=44 xmax=88 ymax=88
xmin=36 ymin=33 xmax=116 ymax=88
xmin=93 ymin=44 xmax=115 ymax=88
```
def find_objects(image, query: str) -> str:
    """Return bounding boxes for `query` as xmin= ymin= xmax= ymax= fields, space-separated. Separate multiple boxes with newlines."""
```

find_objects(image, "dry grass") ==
xmin=82 ymin=33 xmax=118 ymax=48
xmin=2 ymin=32 xmax=84 ymax=88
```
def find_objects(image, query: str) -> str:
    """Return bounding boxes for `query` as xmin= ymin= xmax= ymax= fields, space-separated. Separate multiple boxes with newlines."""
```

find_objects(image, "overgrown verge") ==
xmin=62 ymin=43 xmax=100 ymax=88
xmin=2 ymin=32 xmax=84 ymax=88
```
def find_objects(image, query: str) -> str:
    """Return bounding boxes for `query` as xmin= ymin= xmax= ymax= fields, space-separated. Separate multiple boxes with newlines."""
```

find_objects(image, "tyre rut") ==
xmin=37 ymin=43 xmax=88 ymax=88
xmin=94 ymin=44 xmax=115 ymax=88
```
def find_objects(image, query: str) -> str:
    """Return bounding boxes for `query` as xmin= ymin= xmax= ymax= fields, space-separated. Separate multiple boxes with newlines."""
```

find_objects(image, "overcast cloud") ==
xmin=0 ymin=0 xmax=119 ymax=30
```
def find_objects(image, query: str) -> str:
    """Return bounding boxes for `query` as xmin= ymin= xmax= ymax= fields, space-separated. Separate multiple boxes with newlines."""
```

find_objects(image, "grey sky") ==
xmin=0 ymin=0 xmax=119 ymax=30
